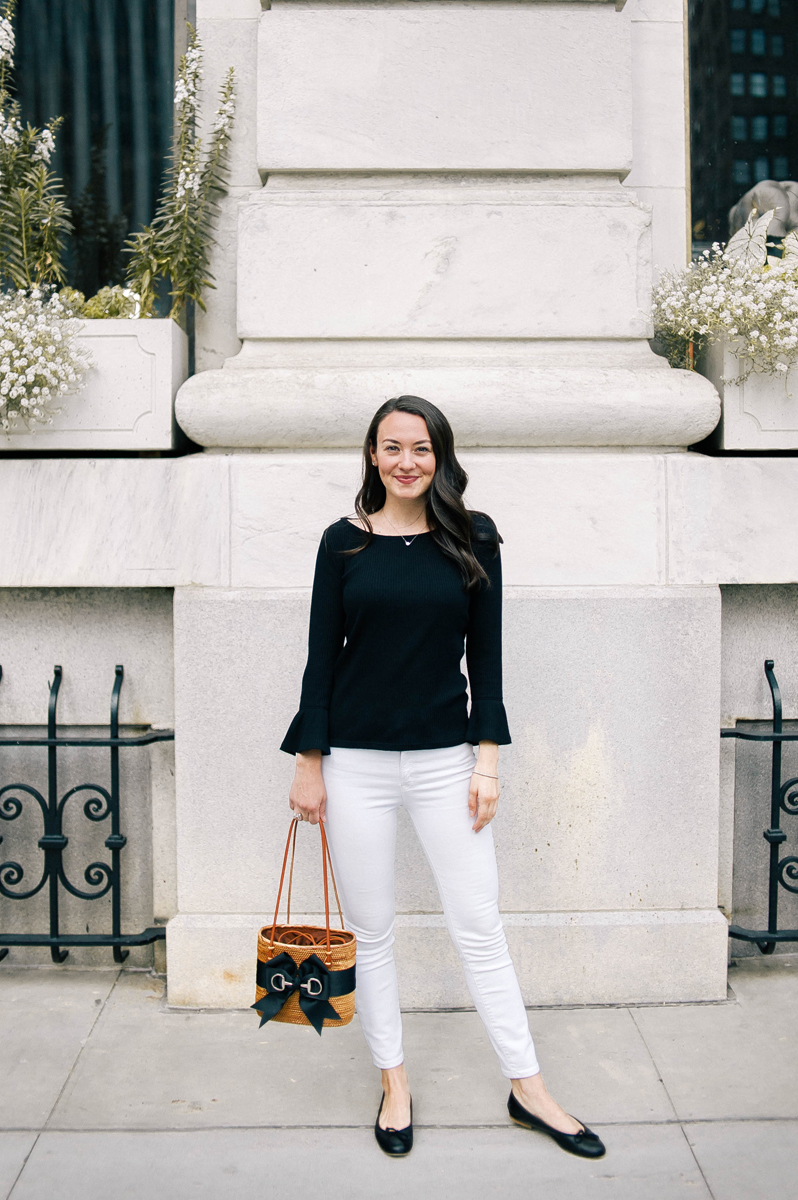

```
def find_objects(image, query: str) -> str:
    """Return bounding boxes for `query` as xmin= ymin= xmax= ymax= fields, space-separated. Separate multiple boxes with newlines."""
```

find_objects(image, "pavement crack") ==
xmin=679 ymin=1123 xmax=718 ymax=1200
xmin=5 ymin=1132 xmax=39 ymax=1200
xmin=628 ymin=1006 xmax=681 ymax=1121
xmin=40 ymin=968 xmax=122 ymax=1134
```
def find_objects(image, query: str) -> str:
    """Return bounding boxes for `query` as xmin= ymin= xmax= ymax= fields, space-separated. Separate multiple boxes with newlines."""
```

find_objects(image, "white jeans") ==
xmin=321 ymin=743 xmax=540 ymax=1079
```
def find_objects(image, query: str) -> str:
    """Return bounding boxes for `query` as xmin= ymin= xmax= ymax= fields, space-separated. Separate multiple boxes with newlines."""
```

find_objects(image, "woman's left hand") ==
xmin=469 ymin=748 xmax=500 ymax=832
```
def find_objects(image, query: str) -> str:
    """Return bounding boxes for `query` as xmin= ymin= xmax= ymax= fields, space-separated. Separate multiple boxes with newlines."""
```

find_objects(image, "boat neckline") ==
xmin=344 ymin=518 xmax=433 ymax=538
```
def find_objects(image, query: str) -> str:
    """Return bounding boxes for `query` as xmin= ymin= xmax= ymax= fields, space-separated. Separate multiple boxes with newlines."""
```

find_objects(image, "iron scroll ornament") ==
xmin=252 ymin=951 xmax=356 ymax=1035
xmin=0 ymin=782 xmax=116 ymax=903
xmin=777 ymin=857 xmax=798 ymax=895
xmin=780 ymin=777 xmax=798 ymax=817
xmin=0 ymin=664 xmax=174 ymax=964
xmin=722 ymin=660 xmax=798 ymax=954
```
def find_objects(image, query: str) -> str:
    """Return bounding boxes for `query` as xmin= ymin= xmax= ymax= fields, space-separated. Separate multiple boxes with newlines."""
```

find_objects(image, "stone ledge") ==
xmin=176 ymin=342 xmax=719 ymax=449
xmin=165 ymin=909 xmax=728 ymax=1009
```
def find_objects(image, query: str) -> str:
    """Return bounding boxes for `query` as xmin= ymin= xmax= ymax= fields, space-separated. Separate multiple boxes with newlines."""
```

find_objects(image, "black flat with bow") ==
xmin=374 ymin=1093 xmax=413 ymax=1157
xmin=508 ymin=1091 xmax=606 ymax=1158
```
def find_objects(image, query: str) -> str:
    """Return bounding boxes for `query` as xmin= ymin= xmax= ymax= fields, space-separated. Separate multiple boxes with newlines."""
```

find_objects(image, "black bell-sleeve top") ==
xmin=280 ymin=514 xmax=512 ymax=755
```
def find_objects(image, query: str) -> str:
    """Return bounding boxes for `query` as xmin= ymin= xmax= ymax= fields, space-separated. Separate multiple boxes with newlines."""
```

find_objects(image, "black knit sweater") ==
xmin=281 ymin=514 xmax=511 ymax=755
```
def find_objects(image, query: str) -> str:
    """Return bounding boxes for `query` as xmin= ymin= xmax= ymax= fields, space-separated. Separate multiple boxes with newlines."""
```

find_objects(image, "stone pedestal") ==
xmin=164 ymin=451 xmax=728 ymax=1008
xmin=177 ymin=0 xmax=718 ymax=451
xmin=163 ymin=0 xmax=729 ymax=1006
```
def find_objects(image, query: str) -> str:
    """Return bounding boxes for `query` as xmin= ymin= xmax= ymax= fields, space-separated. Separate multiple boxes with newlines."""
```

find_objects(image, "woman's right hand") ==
xmin=289 ymin=750 xmax=327 ymax=824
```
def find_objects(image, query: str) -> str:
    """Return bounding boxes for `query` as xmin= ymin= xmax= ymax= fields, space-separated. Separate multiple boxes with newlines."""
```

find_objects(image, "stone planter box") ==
xmin=699 ymin=340 xmax=798 ymax=450
xmin=0 ymin=319 xmax=188 ymax=452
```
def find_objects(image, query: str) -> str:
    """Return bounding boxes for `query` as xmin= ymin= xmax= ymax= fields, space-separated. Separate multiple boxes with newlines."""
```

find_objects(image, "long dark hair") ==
xmin=349 ymin=396 xmax=498 ymax=589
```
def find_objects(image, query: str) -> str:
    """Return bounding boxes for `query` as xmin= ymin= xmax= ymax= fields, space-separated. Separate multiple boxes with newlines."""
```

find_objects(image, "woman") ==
xmin=281 ymin=396 xmax=605 ymax=1161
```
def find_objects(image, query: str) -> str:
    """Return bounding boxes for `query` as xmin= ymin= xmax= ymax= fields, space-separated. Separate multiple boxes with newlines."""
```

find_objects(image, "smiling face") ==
xmin=370 ymin=411 xmax=437 ymax=504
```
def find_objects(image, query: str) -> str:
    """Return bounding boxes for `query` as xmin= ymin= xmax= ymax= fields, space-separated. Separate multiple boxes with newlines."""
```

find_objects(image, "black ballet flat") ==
xmin=508 ymin=1090 xmax=606 ymax=1158
xmin=374 ymin=1092 xmax=413 ymax=1157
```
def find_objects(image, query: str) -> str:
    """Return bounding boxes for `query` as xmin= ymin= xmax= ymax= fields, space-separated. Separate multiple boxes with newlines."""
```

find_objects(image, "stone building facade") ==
xmin=2 ymin=0 xmax=797 ymax=1007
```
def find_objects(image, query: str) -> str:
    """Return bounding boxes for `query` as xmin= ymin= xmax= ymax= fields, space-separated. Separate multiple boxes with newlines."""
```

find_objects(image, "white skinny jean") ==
xmin=321 ymin=743 xmax=540 ymax=1079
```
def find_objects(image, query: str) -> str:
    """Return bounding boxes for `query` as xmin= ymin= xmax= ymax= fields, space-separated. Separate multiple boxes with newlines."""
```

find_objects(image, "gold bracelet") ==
xmin=473 ymin=770 xmax=499 ymax=779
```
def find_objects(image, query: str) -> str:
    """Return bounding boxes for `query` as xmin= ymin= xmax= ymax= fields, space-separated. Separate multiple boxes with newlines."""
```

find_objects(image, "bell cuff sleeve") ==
xmin=280 ymin=526 xmax=346 ymax=756
xmin=466 ymin=699 xmax=511 ymax=747
xmin=280 ymin=706 xmax=331 ymax=756
xmin=465 ymin=518 xmax=512 ymax=747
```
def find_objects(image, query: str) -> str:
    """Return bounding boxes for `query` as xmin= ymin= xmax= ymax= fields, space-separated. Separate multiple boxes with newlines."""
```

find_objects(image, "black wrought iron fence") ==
xmin=0 ymin=665 xmax=174 ymax=964
xmin=722 ymin=659 xmax=798 ymax=955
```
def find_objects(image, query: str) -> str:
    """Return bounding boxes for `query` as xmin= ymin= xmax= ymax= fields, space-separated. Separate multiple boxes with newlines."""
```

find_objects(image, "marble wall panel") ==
xmin=228 ymin=451 xmax=665 ymax=589
xmin=0 ymin=588 xmax=174 ymax=726
xmin=0 ymin=458 xmax=229 ymax=589
xmin=666 ymin=457 xmax=798 ymax=585
xmin=257 ymin=2 xmax=632 ymax=171
xmin=236 ymin=184 xmax=652 ymax=340
xmin=172 ymin=584 xmax=721 ymax=915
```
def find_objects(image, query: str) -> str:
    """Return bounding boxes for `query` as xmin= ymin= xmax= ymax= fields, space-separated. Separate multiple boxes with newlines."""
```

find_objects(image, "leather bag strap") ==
xmin=270 ymin=817 xmax=346 ymax=957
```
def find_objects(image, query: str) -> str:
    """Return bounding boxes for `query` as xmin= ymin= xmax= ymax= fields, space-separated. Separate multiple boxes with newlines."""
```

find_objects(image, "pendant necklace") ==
xmin=383 ymin=510 xmax=426 ymax=547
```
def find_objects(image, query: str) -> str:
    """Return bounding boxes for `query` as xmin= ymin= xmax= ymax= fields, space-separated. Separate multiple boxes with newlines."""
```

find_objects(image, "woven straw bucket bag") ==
xmin=252 ymin=817 xmax=356 ymax=1034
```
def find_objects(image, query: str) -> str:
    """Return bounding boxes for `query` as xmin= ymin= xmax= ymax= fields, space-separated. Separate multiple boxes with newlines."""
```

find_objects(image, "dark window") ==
xmin=771 ymin=34 xmax=784 ymax=55
xmin=14 ymin=0 xmax=176 ymax=298
xmin=750 ymin=29 xmax=766 ymax=54
xmin=691 ymin=0 xmax=798 ymax=248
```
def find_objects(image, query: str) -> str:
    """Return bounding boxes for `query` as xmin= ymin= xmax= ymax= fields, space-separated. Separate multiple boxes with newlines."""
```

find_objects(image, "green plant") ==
xmin=0 ymin=0 xmax=72 ymax=290
xmin=126 ymin=27 xmax=235 ymax=320
xmin=653 ymin=209 xmax=798 ymax=379
xmin=81 ymin=285 xmax=140 ymax=319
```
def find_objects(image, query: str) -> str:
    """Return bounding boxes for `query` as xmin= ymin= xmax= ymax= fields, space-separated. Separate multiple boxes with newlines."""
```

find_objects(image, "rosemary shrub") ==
xmin=126 ymin=27 xmax=235 ymax=320
xmin=653 ymin=208 xmax=798 ymax=379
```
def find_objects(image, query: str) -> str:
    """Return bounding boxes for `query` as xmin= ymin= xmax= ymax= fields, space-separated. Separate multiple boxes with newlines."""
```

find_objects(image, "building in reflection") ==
xmin=689 ymin=0 xmax=798 ymax=249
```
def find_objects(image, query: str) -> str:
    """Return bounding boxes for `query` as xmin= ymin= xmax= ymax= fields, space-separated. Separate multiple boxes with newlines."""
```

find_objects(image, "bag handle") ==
xmin=270 ymin=817 xmax=345 ymax=963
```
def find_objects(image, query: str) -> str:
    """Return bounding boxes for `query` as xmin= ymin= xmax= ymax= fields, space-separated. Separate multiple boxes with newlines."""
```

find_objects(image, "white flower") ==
xmin=0 ymin=288 xmax=91 ymax=430
xmin=0 ymin=16 xmax=14 ymax=65
xmin=175 ymin=166 xmax=201 ymax=202
xmin=0 ymin=117 xmax=19 ymax=147
xmin=32 ymin=128 xmax=55 ymax=164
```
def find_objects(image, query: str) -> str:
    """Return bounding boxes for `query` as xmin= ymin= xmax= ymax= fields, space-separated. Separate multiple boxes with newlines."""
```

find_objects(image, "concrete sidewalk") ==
xmin=1 ymin=956 xmax=797 ymax=1200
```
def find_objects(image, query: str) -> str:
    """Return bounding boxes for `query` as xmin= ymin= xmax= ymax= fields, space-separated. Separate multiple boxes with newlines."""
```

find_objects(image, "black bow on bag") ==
xmin=253 ymin=951 xmax=356 ymax=1035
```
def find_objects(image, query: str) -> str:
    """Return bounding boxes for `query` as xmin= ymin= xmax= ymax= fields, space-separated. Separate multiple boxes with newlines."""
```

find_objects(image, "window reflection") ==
xmin=733 ymin=160 xmax=752 ymax=185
